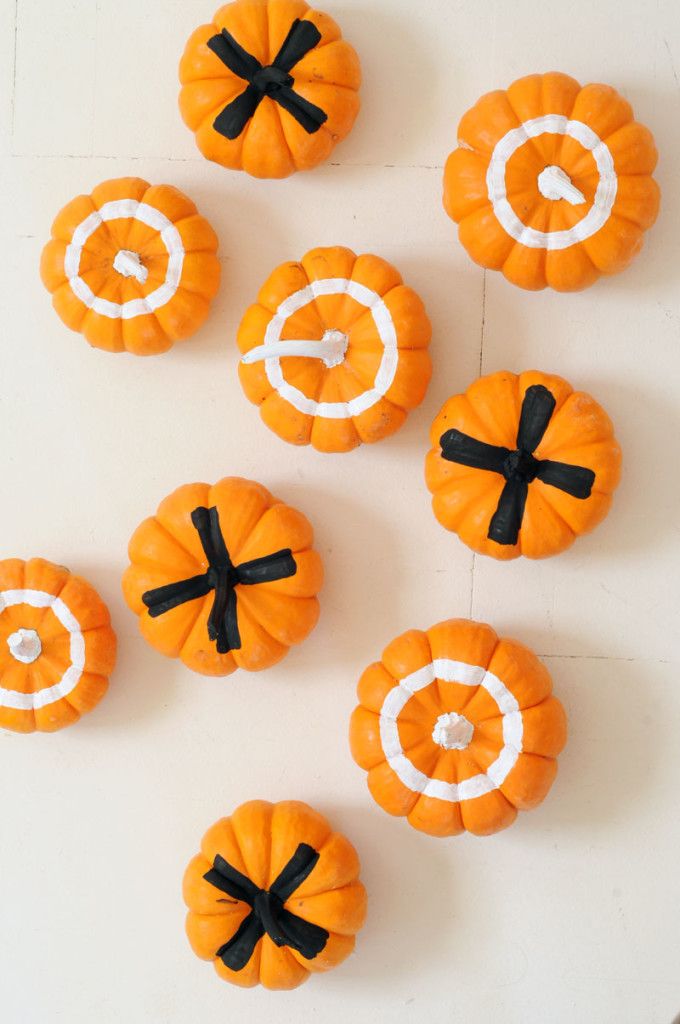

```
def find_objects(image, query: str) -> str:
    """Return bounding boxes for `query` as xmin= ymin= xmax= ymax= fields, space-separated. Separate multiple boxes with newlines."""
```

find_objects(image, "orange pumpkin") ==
xmin=443 ymin=72 xmax=660 ymax=291
xmin=425 ymin=370 xmax=622 ymax=560
xmin=183 ymin=799 xmax=367 ymax=989
xmin=0 ymin=558 xmax=117 ymax=733
xmin=350 ymin=619 xmax=567 ymax=837
xmin=40 ymin=177 xmax=221 ymax=355
xmin=179 ymin=0 xmax=361 ymax=178
xmin=122 ymin=477 xmax=323 ymax=676
xmin=238 ymin=246 xmax=432 ymax=452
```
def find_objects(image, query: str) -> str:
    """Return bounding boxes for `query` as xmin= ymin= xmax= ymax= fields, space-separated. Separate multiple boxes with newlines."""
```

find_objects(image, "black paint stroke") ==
xmin=204 ymin=843 xmax=329 ymax=970
xmin=207 ymin=19 xmax=328 ymax=139
xmin=142 ymin=506 xmax=296 ymax=654
xmin=440 ymin=384 xmax=595 ymax=546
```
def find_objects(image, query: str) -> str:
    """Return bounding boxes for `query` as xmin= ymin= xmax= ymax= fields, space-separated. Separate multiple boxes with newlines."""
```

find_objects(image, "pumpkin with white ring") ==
xmin=237 ymin=246 xmax=433 ymax=452
xmin=0 ymin=557 xmax=117 ymax=733
xmin=40 ymin=177 xmax=221 ymax=355
xmin=443 ymin=72 xmax=660 ymax=291
xmin=350 ymin=618 xmax=568 ymax=837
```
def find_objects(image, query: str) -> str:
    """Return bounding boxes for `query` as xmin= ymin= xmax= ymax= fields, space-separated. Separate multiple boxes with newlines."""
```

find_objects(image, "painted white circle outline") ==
xmin=486 ymin=114 xmax=618 ymax=251
xmin=0 ymin=589 xmax=85 ymax=711
xmin=260 ymin=277 xmax=399 ymax=420
xmin=64 ymin=199 xmax=185 ymax=320
xmin=379 ymin=657 xmax=524 ymax=803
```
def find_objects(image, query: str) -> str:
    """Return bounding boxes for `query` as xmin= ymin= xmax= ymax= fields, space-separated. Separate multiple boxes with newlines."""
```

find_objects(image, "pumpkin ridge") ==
xmin=437 ymin=743 xmax=486 ymax=785
xmin=302 ymin=834 xmax=360 ymax=896
xmin=502 ymin=95 xmax=553 ymax=169
xmin=333 ymin=346 xmax=372 ymax=393
xmin=434 ymin=474 xmax=505 ymax=532
xmin=463 ymin=381 xmax=522 ymax=448
xmin=329 ymin=292 xmax=378 ymax=334
xmin=232 ymin=586 xmax=302 ymax=647
xmin=173 ymin=598 xmax=215 ymax=655
xmin=223 ymin=499 xmax=281 ymax=564
xmin=161 ymin=280 xmax=218 ymax=306
xmin=503 ymin=236 xmax=546 ymax=285
xmin=142 ymin=518 xmax=205 ymax=572
xmin=533 ymin=476 xmax=606 ymax=534
xmin=289 ymin=881 xmax=366 ymax=934
xmin=257 ymin=99 xmax=300 ymax=172
xmin=23 ymin=573 xmax=74 ymax=635
xmin=538 ymin=392 xmax=615 ymax=453
xmin=270 ymin=354 xmax=326 ymax=406
xmin=344 ymin=292 xmax=396 ymax=345
xmin=603 ymin=207 xmax=655 ymax=234
xmin=535 ymin=431 xmax=612 ymax=470
xmin=385 ymin=739 xmax=438 ymax=792
xmin=337 ymin=362 xmax=395 ymax=420
xmin=50 ymin=196 xmax=98 ymax=245
xmin=526 ymin=480 xmax=574 ymax=539
xmin=231 ymin=802 xmax=274 ymax=891
xmin=541 ymin=73 xmax=580 ymax=126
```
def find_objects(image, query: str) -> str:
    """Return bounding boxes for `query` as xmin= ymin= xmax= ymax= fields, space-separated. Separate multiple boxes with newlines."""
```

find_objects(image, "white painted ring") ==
xmin=0 ymin=589 xmax=85 ymax=711
xmin=379 ymin=657 xmax=524 ymax=803
xmin=485 ymin=114 xmax=618 ymax=251
xmin=255 ymin=277 xmax=399 ymax=420
xmin=64 ymin=199 xmax=185 ymax=320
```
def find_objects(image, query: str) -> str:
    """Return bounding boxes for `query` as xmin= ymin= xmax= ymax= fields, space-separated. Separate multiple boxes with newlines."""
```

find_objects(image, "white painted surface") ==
xmin=0 ymin=1 xmax=679 ymax=1022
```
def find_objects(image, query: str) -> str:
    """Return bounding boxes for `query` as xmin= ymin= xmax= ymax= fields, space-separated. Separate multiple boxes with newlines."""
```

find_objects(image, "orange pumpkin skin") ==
xmin=350 ymin=619 xmax=567 ymax=837
xmin=122 ymin=477 xmax=323 ymax=677
xmin=0 ymin=558 xmax=117 ymax=734
xmin=183 ymin=800 xmax=367 ymax=989
xmin=443 ymin=72 xmax=660 ymax=291
xmin=40 ymin=177 xmax=221 ymax=355
xmin=425 ymin=370 xmax=622 ymax=560
xmin=238 ymin=246 xmax=433 ymax=452
xmin=179 ymin=0 xmax=361 ymax=179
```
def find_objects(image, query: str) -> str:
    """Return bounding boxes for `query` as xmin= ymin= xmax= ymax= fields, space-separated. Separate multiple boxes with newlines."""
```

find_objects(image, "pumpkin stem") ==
xmin=537 ymin=165 xmax=586 ymax=205
xmin=432 ymin=712 xmax=474 ymax=750
xmin=241 ymin=329 xmax=349 ymax=368
xmin=113 ymin=249 xmax=149 ymax=285
xmin=7 ymin=628 xmax=42 ymax=665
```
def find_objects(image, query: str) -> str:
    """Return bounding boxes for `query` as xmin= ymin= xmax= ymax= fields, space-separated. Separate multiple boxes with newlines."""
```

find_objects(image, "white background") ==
xmin=1 ymin=1 xmax=679 ymax=1021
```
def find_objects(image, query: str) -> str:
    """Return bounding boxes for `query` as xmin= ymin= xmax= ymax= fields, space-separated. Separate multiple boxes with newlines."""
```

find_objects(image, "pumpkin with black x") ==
xmin=122 ymin=477 xmax=323 ymax=676
xmin=183 ymin=800 xmax=367 ymax=989
xmin=425 ymin=370 xmax=622 ymax=560
xmin=179 ymin=0 xmax=361 ymax=178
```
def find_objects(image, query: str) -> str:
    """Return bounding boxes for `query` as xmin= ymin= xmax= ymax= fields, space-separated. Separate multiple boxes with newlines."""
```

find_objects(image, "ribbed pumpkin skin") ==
xmin=40 ymin=177 xmax=221 ymax=355
xmin=350 ymin=619 xmax=567 ymax=837
xmin=443 ymin=72 xmax=660 ymax=291
xmin=183 ymin=800 xmax=367 ymax=989
xmin=179 ymin=0 xmax=361 ymax=178
xmin=425 ymin=370 xmax=622 ymax=560
xmin=122 ymin=477 xmax=323 ymax=677
xmin=0 ymin=558 xmax=117 ymax=733
xmin=238 ymin=246 xmax=433 ymax=452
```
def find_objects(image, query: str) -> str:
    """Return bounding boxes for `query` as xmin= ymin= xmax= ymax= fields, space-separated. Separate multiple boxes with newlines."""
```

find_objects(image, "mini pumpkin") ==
xmin=179 ymin=0 xmax=361 ymax=178
xmin=443 ymin=72 xmax=660 ymax=291
xmin=238 ymin=246 xmax=432 ymax=452
xmin=183 ymin=799 xmax=367 ymax=989
xmin=40 ymin=177 xmax=221 ymax=355
xmin=0 ymin=557 xmax=117 ymax=733
xmin=122 ymin=477 xmax=322 ymax=676
xmin=350 ymin=618 xmax=567 ymax=837
xmin=425 ymin=370 xmax=622 ymax=560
